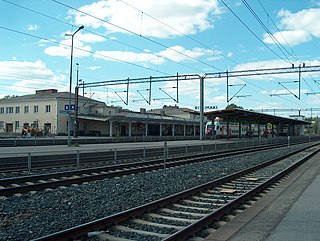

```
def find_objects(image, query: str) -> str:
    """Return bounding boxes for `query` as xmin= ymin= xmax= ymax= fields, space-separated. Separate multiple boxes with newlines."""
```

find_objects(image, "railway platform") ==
xmin=0 ymin=139 xmax=231 ymax=157
xmin=204 ymin=149 xmax=320 ymax=241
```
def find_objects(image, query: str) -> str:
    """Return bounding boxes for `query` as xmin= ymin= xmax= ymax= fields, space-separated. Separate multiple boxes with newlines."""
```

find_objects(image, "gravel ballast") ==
xmin=0 ymin=144 xmax=312 ymax=240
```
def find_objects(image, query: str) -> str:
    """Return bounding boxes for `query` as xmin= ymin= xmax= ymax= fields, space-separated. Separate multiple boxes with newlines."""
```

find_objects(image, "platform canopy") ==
xmin=205 ymin=108 xmax=310 ymax=125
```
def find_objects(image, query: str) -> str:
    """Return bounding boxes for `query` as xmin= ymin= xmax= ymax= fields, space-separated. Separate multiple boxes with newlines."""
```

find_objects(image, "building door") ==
xmin=121 ymin=125 xmax=126 ymax=136
xmin=44 ymin=123 xmax=51 ymax=135
xmin=6 ymin=123 xmax=13 ymax=133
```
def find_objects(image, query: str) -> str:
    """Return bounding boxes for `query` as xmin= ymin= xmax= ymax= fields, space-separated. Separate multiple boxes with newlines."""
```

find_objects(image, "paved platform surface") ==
xmin=0 ymin=139 xmax=233 ymax=157
xmin=266 ymin=171 xmax=320 ymax=241
xmin=205 ymin=149 xmax=320 ymax=241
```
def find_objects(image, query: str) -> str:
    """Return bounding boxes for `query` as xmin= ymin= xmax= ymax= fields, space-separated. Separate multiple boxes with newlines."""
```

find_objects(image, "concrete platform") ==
xmin=0 ymin=139 xmax=232 ymax=158
xmin=266 ymin=171 xmax=320 ymax=241
xmin=204 ymin=150 xmax=320 ymax=241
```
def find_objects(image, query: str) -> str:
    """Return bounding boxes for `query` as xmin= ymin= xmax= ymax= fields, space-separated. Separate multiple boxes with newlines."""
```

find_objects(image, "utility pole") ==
xmin=66 ymin=25 xmax=84 ymax=146
xmin=74 ymin=63 xmax=79 ymax=138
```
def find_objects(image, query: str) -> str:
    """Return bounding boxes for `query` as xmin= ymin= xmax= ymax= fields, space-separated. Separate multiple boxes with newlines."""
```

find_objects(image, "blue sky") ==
xmin=1 ymin=0 xmax=320 ymax=117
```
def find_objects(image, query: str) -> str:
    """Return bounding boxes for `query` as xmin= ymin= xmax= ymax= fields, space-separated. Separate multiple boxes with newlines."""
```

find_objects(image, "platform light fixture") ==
xmin=66 ymin=25 xmax=84 ymax=146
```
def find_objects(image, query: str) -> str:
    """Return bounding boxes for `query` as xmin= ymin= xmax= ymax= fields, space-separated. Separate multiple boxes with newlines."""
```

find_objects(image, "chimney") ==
xmin=36 ymin=89 xmax=58 ymax=94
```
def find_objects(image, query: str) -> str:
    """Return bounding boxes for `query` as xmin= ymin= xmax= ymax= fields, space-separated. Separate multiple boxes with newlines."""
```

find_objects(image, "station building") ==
xmin=0 ymin=89 xmax=202 ymax=137
xmin=205 ymin=108 xmax=311 ymax=139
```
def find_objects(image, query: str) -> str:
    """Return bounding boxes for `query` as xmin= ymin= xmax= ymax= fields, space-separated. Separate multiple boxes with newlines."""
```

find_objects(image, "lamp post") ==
xmin=79 ymin=79 xmax=84 ymax=96
xmin=66 ymin=25 xmax=84 ymax=146
xmin=74 ymin=63 xmax=79 ymax=138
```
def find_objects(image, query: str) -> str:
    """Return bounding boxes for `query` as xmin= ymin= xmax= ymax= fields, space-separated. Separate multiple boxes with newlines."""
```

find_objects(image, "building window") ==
xmin=15 ymin=106 xmax=20 ymax=114
xmin=32 ymin=120 xmax=39 ymax=128
xmin=15 ymin=121 xmax=19 ymax=130
xmin=0 ymin=107 xmax=4 ymax=114
xmin=24 ymin=106 xmax=29 ymax=114
xmin=45 ymin=105 xmax=51 ymax=113
xmin=34 ymin=106 xmax=39 ymax=113
xmin=6 ymin=107 xmax=13 ymax=114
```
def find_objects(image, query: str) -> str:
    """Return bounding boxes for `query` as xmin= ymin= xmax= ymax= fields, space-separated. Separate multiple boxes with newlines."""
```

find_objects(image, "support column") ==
xmin=200 ymin=76 xmax=204 ymax=141
xmin=109 ymin=121 xmax=113 ymax=137
xmin=258 ymin=122 xmax=261 ymax=138
xmin=265 ymin=123 xmax=268 ymax=138
xmin=172 ymin=124 xmax=175 ymax=136
xmin=160 ymin=123 xmax=163 ymax=137
xmin=145 ymin=122 xmax=148 ymax=137
xmin=272 ymin=123 xmax=274 ymax=137
xmin=193 ymin=124 xmax=196 ymax=137
xmin=128 ymin=122 xmax=132 ymax=137
xmin=238 ymin=120 xmax=241 ymax=139
xmin=226 ymin=119 xmax=230 ymax=140
xmin=183 ymin=124 xmax=186 ymax=137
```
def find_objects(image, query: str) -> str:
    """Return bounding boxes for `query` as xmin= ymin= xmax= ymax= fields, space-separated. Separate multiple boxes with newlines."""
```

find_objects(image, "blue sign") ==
xmin=59 ymin=110 xmax=69 ymax=115
xmin=64 ymin=105 xmax=75 ymax=110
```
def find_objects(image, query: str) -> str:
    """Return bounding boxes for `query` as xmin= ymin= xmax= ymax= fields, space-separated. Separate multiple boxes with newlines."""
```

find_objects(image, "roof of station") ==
xmin=77 ymin=112 xmax=200 ymax=124
xmin=205 ymin=108 xmax=310 ymax=125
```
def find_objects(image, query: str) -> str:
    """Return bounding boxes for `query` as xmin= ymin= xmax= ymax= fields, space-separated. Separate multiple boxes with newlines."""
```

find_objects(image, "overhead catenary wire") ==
xmin=242 ymin=0 xmax=293 ymax=63
xmin=256 ymin=0 xmax=318 ymax=94
xmin=0 ymin=26 xmax=170 ymax=75
xmin=117 ymin=0 xmax=240 ymax=69
xmin=220 ymin=0 xmax=291 ymax=64
xmin=1 ymin=0 xmax=317 ymax=111
xmin=257 ymin=0 xmax=299 ymax=60
xmin=1 ymin=0 xmax=204 ymax=74
xmin=221 ymin=0 xmax=318 ymax=99
xmin=51 ymin=0 xmax=222 ymax=70
xmin=117 ymin=0 xmax=314 ymax=103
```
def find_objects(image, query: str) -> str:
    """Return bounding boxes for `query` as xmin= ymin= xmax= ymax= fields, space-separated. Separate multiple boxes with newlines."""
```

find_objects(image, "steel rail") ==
xmin=164 ymin=148 xmax=320 ymax=240
xmin=1 ymin=142 xmax=316 ymax=196
xmin=33 ymin=145 xmax=319 ymax=241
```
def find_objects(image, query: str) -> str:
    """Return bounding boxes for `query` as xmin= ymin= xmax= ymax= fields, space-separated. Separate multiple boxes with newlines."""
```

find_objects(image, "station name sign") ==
xmin=194 ymin=106 xmax=218 ymax=110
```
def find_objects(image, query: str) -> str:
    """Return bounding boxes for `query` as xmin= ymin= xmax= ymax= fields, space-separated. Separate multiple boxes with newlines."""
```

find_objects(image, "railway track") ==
xmin=0 ymin=143 xmax=316 ymax=197
xmin=34 ymin=145 xmax=320 ymax=241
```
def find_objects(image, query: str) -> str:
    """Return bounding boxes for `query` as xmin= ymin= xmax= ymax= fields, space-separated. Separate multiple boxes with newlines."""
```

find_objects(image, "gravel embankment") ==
xmin=0 ymin=144 xmax=311 ymax=240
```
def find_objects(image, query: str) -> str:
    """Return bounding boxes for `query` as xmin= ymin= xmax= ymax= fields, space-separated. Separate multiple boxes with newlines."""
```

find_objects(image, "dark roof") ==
xmin=205 ymin=108 xmax=310 ymax=125
xmin=0 ymin=90 xmax=105 ymax=105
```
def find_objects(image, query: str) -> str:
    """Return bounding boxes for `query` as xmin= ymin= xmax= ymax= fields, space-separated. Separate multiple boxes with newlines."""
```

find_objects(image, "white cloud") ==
xmin=87 ymin=66 xmax=101 ymax=70
xmin=264 ymin=8 xmax=320 ymax=46
xmin=237 ymin=59 xmax=320 ymax=70
xmin=93 ymin=45 xmax=213 ymax=65
xmin=261 ymin=88 xmax=303 ymax=97
xmin=78 ymin=33 xmax=106 ymax=43
xmin=307 ymin=95 xmax=320 ymax=105
xmin=94 ymin=50 xmax=163 ymax=64
xmin=44 ymin=38 xmax=91 ymax=58
xmin=158 ymin=46 xmax=211 ymax=62
xmin=263 ymin=30 xmax=311 ymax=46
xmin=254 ymin=102 xmax=283 ymax=110
xmin=70 ymin=0 xmax=222 ymax=38
xmin=0 ymin=60 xmax=66 ymax=94
xmin=26 ymin=24 xmax=39 ymax=31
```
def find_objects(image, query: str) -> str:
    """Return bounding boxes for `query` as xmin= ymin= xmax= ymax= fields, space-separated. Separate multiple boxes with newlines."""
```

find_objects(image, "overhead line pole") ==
xmin=77 ymin=65 xmax=320 ymax=141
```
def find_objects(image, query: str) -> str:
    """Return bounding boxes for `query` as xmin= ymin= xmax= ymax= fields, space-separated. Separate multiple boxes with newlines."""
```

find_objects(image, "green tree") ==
xmin=225 ymin=103 xmax=244 ymax=110
xmin=313 ymin=116 xmax=320 ymax=134
xmin=1 ymin=95 xmax=18 ymax=100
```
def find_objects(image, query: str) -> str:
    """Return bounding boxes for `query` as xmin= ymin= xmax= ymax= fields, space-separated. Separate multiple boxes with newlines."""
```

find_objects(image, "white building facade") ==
xmin=0 ymin=89 xmax=201 ymax=137
xmin=0 ymin=89 xmax=112 ymax=135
